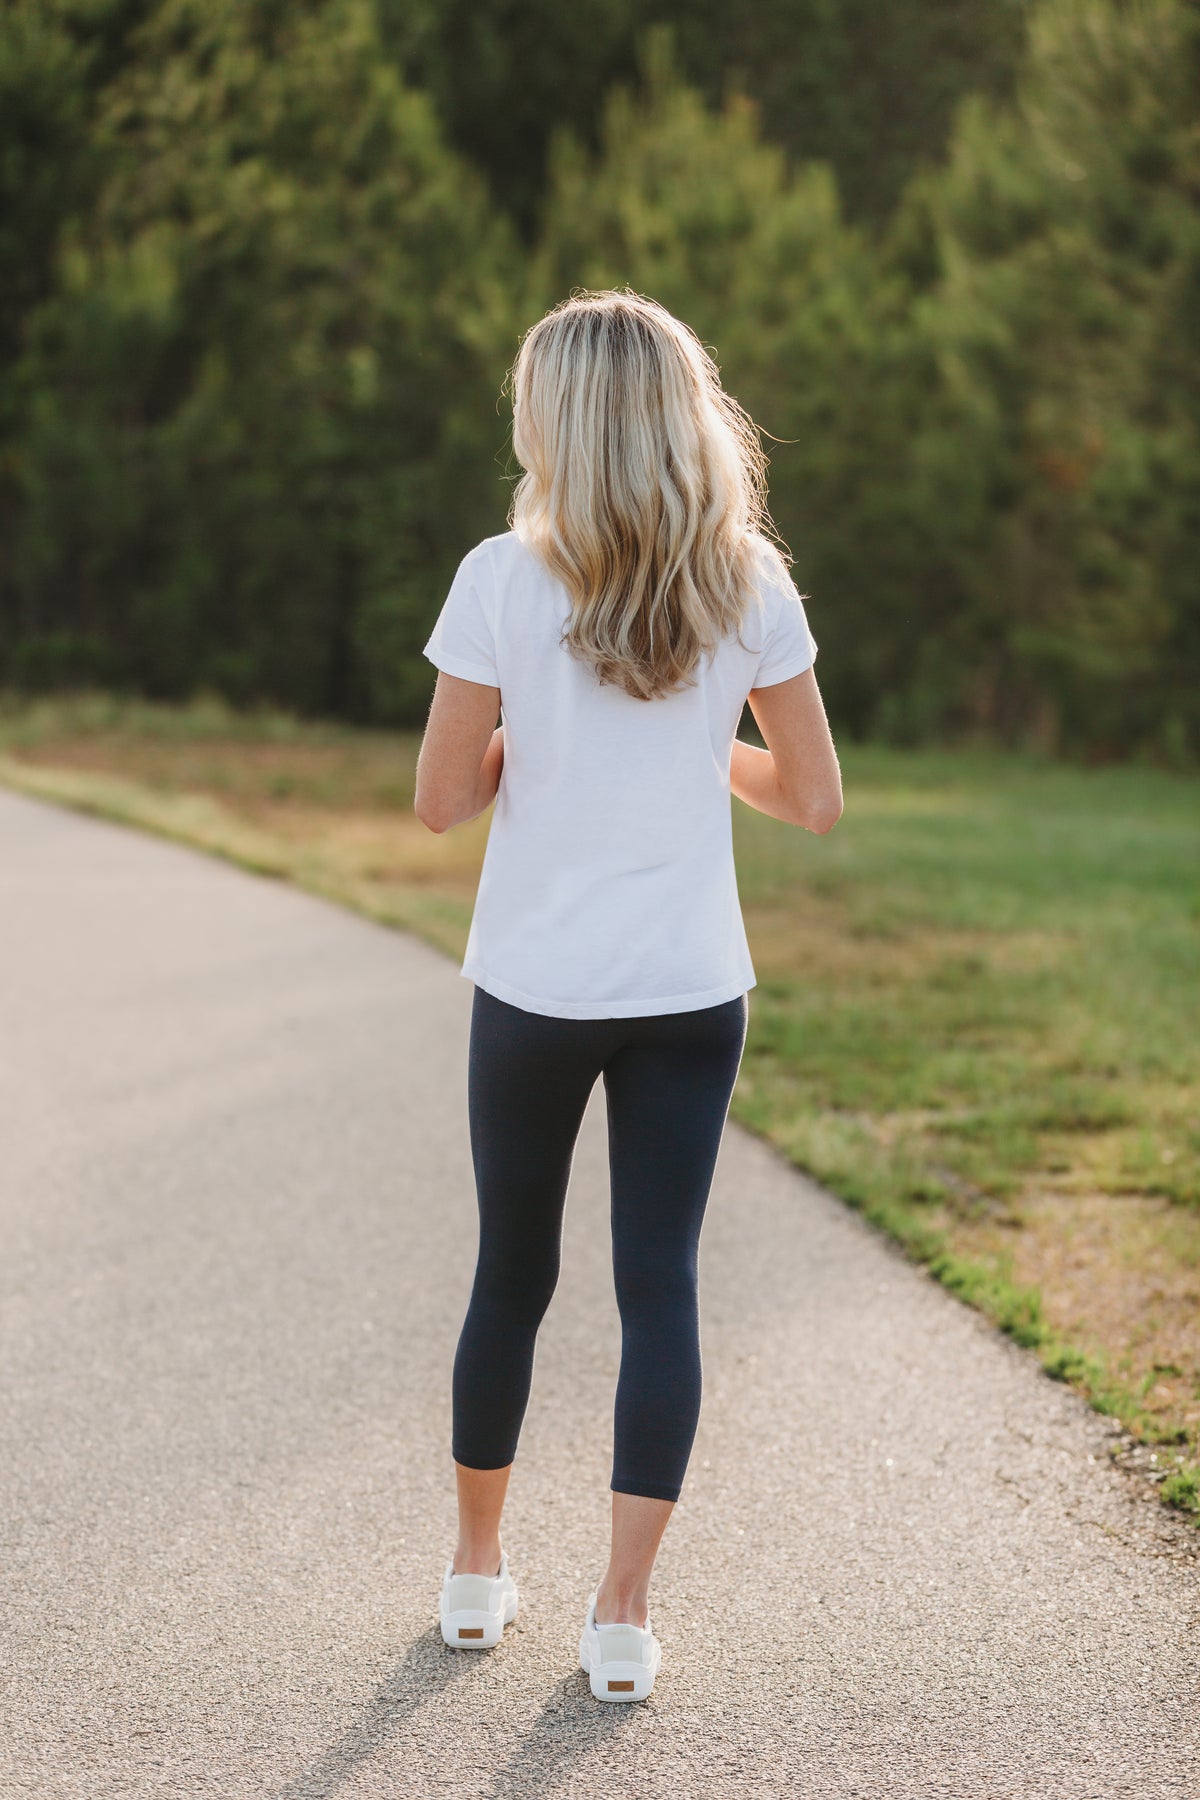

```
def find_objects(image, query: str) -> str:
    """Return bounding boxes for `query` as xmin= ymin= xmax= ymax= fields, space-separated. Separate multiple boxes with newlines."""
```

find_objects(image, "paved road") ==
xmin=1 ymin=785 xmax=1197 ymax=1800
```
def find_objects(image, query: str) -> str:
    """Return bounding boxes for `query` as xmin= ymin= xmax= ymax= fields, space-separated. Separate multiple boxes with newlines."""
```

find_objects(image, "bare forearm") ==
xmin=466 ymin=726 xmax=505 ymax=820
xmin=729 ymin=740 xmax=805 ymax=826
xmin=726 ymin=738 xmax=841 ymax=828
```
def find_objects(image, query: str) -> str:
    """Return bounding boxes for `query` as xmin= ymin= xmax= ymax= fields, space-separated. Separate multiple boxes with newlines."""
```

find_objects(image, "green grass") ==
xmin=730 ymin=744 xmax=1199 ymax=1225
xmin=2 ymin=690 xmax=1198 ymax=1520
xmin=727 ymin=741 xmax=1200 ymax=1516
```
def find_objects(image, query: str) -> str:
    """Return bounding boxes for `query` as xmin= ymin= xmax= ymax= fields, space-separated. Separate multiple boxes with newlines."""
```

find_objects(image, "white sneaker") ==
xmin=439 ymin=1551 xmax=519 ymax=1649
xmin=578 ymin=1591 xmax=662 ymax=1702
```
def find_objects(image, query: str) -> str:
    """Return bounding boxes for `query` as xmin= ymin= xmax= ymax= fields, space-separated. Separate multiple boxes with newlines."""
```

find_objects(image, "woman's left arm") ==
xmin=415 ymin=673 xmax=504 ymax=833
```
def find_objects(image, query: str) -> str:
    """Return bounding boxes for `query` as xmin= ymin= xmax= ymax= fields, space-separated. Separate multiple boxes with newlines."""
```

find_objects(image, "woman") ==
xmin=415 ymin=288 xmax=842 ymax=1703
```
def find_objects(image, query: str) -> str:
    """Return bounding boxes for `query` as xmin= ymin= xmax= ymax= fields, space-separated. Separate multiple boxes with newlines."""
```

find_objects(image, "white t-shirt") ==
xmin=422 ymin=529 xmax=818 ymax=1019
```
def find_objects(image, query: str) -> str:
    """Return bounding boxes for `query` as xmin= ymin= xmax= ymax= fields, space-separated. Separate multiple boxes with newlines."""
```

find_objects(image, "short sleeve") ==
xmin=752 ymin=570 xmax=818 ymax=688
xmin=422 ymin=545 xmax=500 ymax=687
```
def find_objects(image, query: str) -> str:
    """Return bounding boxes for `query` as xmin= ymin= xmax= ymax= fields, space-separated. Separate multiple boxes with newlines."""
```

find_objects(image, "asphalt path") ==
xmin=1 ymin=785 xmax=1197 ymax=1799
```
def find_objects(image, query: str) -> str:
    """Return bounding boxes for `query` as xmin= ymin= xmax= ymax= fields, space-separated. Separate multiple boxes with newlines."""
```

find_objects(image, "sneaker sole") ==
xmin=579 ymin=1637 xmax=661 ymax=1702
xmin=441 ymin=1590 xmax=518 ymax=1650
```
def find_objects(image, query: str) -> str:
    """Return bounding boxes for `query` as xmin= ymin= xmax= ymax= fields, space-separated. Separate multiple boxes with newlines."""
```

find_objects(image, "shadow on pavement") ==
xmin=268 ymin=1626 xmax=478 ymax=1800
xmin=268 ymin=1626 xmax=640 ymax=1799
xmin=480 ymin=1673 xmax=641 ymax=1798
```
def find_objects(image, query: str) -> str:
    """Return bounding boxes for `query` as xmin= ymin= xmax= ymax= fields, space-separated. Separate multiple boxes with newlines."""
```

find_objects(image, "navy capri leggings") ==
xmin=453 ymin=984 xmax=749 ymax=1502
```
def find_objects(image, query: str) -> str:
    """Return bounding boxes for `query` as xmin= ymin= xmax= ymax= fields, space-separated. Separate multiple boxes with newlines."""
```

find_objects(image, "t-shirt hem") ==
xmin=461 ymin=961 xmax=755 ymax=1020
xmin=422 ymin=644 xmax=500 ymax=687
xmin=751 ymin=644 xmax=817 ymax=689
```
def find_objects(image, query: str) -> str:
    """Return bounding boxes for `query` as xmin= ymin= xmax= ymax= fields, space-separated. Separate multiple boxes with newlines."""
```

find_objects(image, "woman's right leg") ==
xmin=596 ymin=992 xmax=749 ymax=1624
xmin=452 ymin=987 xmax=607 ymax=1571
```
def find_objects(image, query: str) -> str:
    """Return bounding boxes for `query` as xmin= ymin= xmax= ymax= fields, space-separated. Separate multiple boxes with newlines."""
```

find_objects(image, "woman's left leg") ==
xmin=595 ymin=993 xmax=749 ymax=1623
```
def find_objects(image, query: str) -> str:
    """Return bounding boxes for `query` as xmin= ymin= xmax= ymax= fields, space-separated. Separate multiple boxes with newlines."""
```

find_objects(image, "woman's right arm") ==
xmin=730 ymin=667 xmax=843 ymax=834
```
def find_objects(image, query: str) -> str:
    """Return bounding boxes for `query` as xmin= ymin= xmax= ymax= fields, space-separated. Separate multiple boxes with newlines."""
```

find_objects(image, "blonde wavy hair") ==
xmin=505 ymin=287 xmax=793 ymax=701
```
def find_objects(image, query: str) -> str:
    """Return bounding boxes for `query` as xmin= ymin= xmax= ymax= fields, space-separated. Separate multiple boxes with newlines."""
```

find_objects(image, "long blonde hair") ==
xmin=506 ymin=287 xmax=793 ymax=701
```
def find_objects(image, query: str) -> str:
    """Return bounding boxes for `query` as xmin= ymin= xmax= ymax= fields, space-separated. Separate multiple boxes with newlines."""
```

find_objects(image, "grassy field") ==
xmin=2 ymin=690 xmax=1198 ymax=1521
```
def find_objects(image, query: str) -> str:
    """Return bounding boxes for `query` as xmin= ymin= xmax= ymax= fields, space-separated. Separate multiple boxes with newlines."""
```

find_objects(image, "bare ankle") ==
xmin=453 ymin=1542 xmax=502 ymax=1576
xmin=594 ymin=1578 xmax=649 ymax=1628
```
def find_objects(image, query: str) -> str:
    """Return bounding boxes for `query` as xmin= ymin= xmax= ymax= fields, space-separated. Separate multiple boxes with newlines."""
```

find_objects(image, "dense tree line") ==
xmin=0 ymin=0 xmax=1195 ymax=761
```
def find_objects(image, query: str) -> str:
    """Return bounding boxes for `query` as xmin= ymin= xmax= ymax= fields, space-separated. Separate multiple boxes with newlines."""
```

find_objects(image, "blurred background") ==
xmin=0 ymin=0 xmax=1197 ymax=1514
xmin=1 ymin=0 xmax=1196 ymax=758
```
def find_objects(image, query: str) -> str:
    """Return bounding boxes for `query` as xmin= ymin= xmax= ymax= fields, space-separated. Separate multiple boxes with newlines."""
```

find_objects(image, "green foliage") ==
xmin=879 ymin=0 xmax=1200 ymax=755
xmin=2 ymin=0 xmax=522 ymax=719
xmin=395 ymin=1 xmax=1030 ymax=239
xmin=0 ymin=0 xmax=1196 ymax=747
xmin=1161 ymin=1464 xmax=1200 ymax=1514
